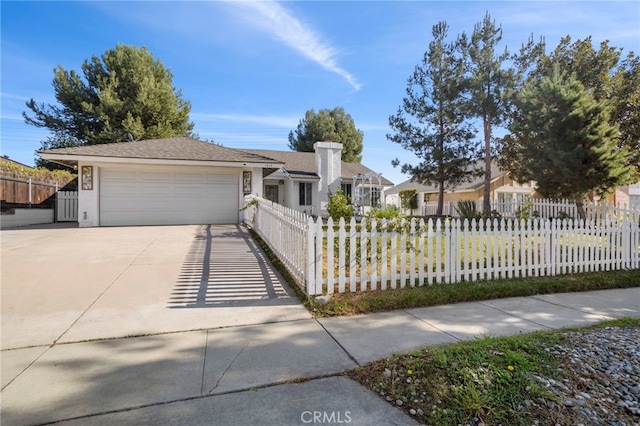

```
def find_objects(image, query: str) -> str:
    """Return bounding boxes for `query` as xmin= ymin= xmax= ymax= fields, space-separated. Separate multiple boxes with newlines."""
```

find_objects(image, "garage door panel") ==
xmin=207 ymin=174 xmax=236 ymax=184
xmin=176 ymin=173 xmax=205 ymax=182
xmin=100 ymin=167 xmax=238 ymax=226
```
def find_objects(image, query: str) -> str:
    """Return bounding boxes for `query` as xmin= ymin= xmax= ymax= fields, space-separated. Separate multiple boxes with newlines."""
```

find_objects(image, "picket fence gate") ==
xmin=56 ymin=191 xmax=78 ymax=222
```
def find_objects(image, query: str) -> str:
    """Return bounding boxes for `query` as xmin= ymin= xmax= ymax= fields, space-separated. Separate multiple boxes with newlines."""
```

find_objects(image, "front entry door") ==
xmin=265 ymin=185 xmax=279 ymax=203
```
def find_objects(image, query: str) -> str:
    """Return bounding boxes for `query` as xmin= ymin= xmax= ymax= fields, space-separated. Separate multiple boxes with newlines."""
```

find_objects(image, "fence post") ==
xmin=54 ymin=183 xmax=59 ymax=223
xmin=306 ymin=217 xmax=316 ymax=296
xmin=28 ymin=177 xmax=32 ymax=208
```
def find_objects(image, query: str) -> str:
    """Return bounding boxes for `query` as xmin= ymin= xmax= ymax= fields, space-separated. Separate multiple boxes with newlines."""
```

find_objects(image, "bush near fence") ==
xmin=244 ymin=196 xmax=640 ymax=296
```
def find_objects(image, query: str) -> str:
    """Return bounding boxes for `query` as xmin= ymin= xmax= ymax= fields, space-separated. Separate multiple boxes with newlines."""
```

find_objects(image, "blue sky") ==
xmin=2 ymin=1 xmax=639 ymax=185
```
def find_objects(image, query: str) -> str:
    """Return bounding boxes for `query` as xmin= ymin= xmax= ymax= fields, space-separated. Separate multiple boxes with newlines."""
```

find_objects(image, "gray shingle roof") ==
xmin=39 ymin=137 xmax=280 ymax=164
xmin=385 ymin=160 xmax=504 ymax=195
xmin=239 ymin=149 xmax=394 ymax=186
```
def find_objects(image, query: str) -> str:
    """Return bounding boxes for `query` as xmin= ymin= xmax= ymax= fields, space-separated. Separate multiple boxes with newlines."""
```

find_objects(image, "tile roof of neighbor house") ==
xmin=385 ymin=160 xmax=505 ymax=195
xmin=38 ymin=137 xmax=281 ymax=164
xmin=239 ymin=149 xmax=394 ymax=186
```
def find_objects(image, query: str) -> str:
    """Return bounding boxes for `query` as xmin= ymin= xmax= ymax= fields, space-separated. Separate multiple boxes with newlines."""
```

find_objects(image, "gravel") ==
xmin=538 ymin=326 xmax=639 ymax=426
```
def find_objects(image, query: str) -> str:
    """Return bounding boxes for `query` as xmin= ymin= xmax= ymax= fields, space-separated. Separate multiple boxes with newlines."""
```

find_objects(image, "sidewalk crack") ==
xmin=477 ymin=301 xmax=554 ymax=330
xmin=200 ymin=330 xmax=209 ymax=395
xmin=315 ymin=319 xmax=361 ymax=367
xmin=207 ymin=342 xmax=248 ymax=394
xmin=403 ymin=309 xmax=462 ymax=342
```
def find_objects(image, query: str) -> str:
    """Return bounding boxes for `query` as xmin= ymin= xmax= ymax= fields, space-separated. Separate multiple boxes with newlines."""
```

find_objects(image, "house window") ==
xmin=371 ymin=187 xmax=380 ymax=207
xmin=299 ymin=182 xmax=312 ymax=206
xmin=341 ymin=183 xmax=352 ymax=201
xmin=356 ymin=186 xmax=381 ymax=207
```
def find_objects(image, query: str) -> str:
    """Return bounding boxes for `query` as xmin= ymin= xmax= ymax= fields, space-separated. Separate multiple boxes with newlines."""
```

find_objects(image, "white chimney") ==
xmin=314 ymin=141 xmax=343 ymax=214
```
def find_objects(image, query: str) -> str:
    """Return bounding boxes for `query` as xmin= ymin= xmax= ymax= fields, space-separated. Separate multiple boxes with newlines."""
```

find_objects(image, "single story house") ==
xmin=240 ymin=146 xmax=394 ymax=216
xmin=385 ymin=161 xmax=537 ymax=216
xmin=38 ymin=137 xmax=392 ymax=227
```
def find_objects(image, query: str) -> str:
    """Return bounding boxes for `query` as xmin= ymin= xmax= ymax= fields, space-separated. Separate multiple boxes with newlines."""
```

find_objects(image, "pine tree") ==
xmin=388 ymin=21 xmax=479 ymax=216
xmin=24 ymin=44 xmax=194 ymax=147
xmin=458 ymin=12 xmax=543 ymax=213
xmin=513 ymin=66 xmax=635 ymax=219
xmin=288 ymin=107 xmax=363 ymax=163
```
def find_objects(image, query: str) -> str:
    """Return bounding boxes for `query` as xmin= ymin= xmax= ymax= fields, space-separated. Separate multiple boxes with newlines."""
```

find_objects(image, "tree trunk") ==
xmin=575 ymin=196 xmax=586 ymax=221
xmin=437 ymin=181 xmax=445 ymax=216
xmin=483 ymin=114 xmax=492 ymax=214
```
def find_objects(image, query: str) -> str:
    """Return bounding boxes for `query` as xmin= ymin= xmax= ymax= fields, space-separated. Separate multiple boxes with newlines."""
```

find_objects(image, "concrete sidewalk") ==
xmin=1 ymin=287 xmax=639 ymax=425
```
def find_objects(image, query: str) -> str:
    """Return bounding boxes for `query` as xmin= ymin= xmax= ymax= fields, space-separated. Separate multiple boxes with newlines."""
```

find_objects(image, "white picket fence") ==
xmin=421 ymin=198 xmax=638 ymax=222
xmin=243 ymin=196 xmax=308 ymax=288
xmin=244 ymin=197 xmax=640 ymax=296
xmin=56 ymin=191 xmax=78 ymax=222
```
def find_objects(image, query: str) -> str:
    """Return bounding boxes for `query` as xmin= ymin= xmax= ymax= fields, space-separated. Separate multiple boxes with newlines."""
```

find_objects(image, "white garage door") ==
xmin=100 ymin=167 xmax=239 ymax=226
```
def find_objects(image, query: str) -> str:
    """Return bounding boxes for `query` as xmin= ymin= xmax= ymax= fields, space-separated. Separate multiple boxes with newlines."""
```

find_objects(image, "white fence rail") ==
xmin=307 ymin=217 xmax=640 ymax=295
xmin=244 ymin=197 xmax=640 ymax=296
xmin=421 ymin=198 xmax=639 ymax=222
xmin=56 ymin=191 xmax=78 ymax=222
xmin=243 ymin=196 xmax=309 ymax=290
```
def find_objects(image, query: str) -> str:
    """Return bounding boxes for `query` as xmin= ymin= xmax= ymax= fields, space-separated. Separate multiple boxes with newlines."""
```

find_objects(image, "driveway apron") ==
xmin=1 ymin=224 xmax=310 ymax=350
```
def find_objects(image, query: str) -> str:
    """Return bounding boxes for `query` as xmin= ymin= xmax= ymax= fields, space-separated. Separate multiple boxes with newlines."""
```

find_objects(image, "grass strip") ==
xmin=308 ymin=270 xmax=640 ymax=316
xmin=348 ymin=318 xmax=640 ymax=426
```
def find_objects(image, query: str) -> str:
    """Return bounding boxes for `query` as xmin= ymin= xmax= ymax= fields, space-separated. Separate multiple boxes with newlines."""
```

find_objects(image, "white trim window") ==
xmin=341 ymin=183 xmax=352 ymax=201
xmin=299 ymin=182 xmax=312 ymax=206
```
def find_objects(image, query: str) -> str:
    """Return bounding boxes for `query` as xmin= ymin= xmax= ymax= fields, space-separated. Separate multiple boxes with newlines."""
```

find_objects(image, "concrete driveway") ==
xmin=1 ymin=224 xmax=310 ymax=350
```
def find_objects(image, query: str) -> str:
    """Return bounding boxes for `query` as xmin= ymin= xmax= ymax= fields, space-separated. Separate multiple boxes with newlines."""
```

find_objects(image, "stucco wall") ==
xmin=0 ymin=209 xmax=54 ymax=229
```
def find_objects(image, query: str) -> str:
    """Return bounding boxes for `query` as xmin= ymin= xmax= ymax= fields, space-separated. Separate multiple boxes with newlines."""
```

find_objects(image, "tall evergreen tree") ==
xmin=288 ymin=107 xmax=364 ymax=163
xmin=388 ymin=22 xmax=479 ymax=216
xmin=24 ymin=44 xmax=194 ymax=148
xmin=502 ymin=36 xmax=640 ymax=178
xmin=512 ymin=67 xmax=635 ymax=219
xmin=458 ymin=12 xmax=543 ymax=213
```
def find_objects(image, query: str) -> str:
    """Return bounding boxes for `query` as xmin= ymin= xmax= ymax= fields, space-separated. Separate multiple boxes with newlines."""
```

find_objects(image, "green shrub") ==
xmin=456 ymin=200 xmax=480 ymax=221
xmin=399 ymin=189 xmax=419 ymax=215
xmin=327 ymin=189 xmax=354 ymax=222
xmin=0 ymin=160 xmax=76 ymax=187
xmin=366 ymin=205 xmax=402 ymax=221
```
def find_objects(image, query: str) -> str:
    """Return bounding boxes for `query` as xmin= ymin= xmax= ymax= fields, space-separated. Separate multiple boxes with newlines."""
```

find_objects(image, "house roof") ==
xmin=1 ymin=156 xmax=33 ymax=169
xmin=239 ymin=149 xmax=394 ymax=186
xmin=385 ymin=160 xmax=505 ymax=195
xmin=38 ymin=137 xmax=280 ymax=165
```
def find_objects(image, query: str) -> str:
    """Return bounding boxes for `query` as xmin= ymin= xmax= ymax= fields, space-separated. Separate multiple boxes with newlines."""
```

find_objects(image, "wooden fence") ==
xmin=245 ymin=197 xmax=640 ymax=296
xmin=1 ymin=173 xmax=58 ymax=208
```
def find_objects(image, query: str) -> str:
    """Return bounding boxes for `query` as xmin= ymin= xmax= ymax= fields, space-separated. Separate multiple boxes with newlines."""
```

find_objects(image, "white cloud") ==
xmin=226 ymin=0 xmax=361 ymax=91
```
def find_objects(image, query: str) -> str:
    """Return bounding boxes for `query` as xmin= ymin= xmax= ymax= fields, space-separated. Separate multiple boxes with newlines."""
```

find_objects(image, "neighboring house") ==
xmin=613 ymin=181 xmax=640 ymax=209
xmin=241 ymin=143 xmax=393 ymax=216
xmin=1 ymin=156 xmax=34 ymax=169
xmin=38 ymin=137 xmax=392 ymax=227
xmin=385 ymin=161 xmax=537 ymax=216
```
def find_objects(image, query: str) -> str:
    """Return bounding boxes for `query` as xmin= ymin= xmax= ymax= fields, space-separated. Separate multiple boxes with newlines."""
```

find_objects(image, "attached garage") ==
xmin=100 ymin=166 xmax=239 ymax=226
xmin=37 ymin=137 xmax=283 ymax=228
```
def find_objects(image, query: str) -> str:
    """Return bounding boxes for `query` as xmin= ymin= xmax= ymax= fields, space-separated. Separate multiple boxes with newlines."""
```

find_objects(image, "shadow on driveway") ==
xmin=168 ymin=225 xmax=299 ymax=308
